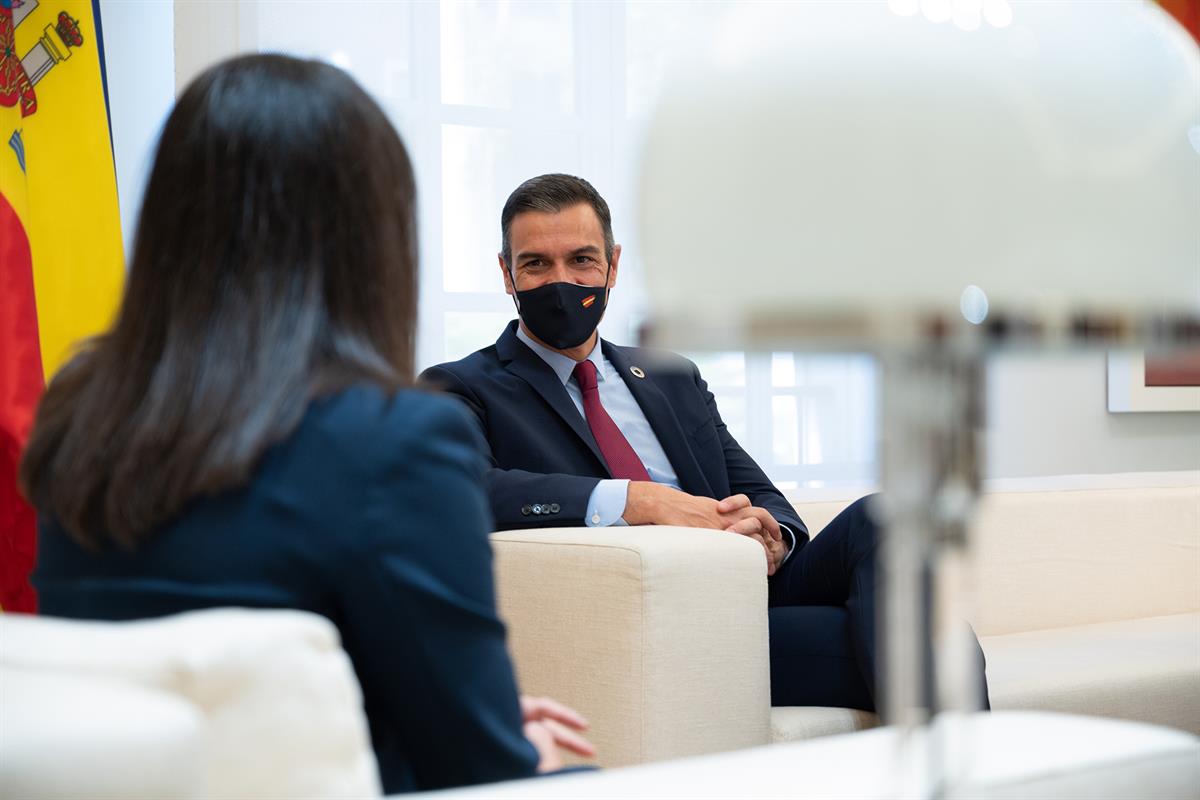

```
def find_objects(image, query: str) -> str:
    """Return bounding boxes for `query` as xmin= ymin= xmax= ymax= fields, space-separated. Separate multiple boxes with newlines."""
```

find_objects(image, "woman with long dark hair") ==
xmin=20 ymin=54 xmax=588 ymax=794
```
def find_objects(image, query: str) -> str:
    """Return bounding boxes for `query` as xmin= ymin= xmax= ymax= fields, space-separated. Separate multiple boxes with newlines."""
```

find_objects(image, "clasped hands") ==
xmin=624 ymin=482 xmax=787 ymax=575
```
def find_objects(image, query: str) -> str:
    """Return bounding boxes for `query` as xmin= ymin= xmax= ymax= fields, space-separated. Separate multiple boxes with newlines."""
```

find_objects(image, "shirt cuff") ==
xmin=778 ymin=522 xmax=798 ymax=565
xmin=585 ymin=479 xmax=631 ymax=527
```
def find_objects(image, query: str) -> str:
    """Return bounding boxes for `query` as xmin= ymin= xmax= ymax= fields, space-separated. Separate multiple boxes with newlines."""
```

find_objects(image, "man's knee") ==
xmin=845 ymin=494 xmax=880 ymax=520
xmin=842 ymin=494 xmax=882 ymax=552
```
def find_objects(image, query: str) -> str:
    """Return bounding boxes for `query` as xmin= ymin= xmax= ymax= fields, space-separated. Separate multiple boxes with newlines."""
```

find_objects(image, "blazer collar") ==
xmin=496 ymin=322 xmax=611 ymax=474
xmin=514 ymin=323 xmax=608 ymax=388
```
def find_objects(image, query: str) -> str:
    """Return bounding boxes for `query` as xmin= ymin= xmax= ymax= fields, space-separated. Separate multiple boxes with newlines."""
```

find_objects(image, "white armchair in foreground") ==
xmin=0 ymin=609 xmax=380 ymax=799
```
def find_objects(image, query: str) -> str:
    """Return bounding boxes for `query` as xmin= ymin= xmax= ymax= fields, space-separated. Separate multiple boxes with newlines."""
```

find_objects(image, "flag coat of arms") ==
xmin=1 ymin=0 xmax=124 ymax=612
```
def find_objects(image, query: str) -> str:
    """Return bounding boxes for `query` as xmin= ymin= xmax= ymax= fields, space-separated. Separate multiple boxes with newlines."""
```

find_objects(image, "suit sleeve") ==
xmin=420 ymin=366 xmax=602 ymax=531
xmin=691 ymin=362 xmax=810 ymax=547
xmin=334 ymin=395 xmax=539 ymax=792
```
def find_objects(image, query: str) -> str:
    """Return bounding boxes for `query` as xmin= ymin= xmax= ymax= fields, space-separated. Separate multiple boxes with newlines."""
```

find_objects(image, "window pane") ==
xmin=795 ymin=353 xmax=871 ymax=388
xmin=444 ymin=311 xmax=517 ymax=362
xmin=801 ymin=396 xmax=825 ymax=465
xmin=441 ymin=125 xmax=509 ymax=294
xmin=441 ymin=0 xmax=574 ymax=112
xmin=772 ymin=352 xmax=796 ymax=386
xmin=626 ymin=1 xmax=733 ymax=119
xmin=252 ymin=1 xmax=413 ymax=102
xmin=441 ymin=124 xmax=583 ymax=293
xmin=792 ymin=354 xmax=877 ymax=473
xmin=684 ymin=351 xmax=746 ymax=387
xmin=772 ymin=395 xmax=800 ymax=466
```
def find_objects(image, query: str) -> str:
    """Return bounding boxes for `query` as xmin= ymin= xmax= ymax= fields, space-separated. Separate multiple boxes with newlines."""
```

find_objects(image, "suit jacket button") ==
xmin=521 ymin=505 xmax=531 ymax=516
xmin=550 ymin=503 xmax=560 ymax=513
xmin=532 ymin=504 xmax=543 ymax=514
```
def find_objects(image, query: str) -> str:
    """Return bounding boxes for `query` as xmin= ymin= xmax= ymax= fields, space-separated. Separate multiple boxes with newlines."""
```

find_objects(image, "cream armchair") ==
xmin=490 ymin=511 xmax=864 ymax=770
xmin=490 ymin=526 xmax=772 ymax=767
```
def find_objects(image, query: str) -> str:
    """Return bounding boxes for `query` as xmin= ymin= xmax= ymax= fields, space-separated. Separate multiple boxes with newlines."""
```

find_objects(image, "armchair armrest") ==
xmin=490 ymin=526 xmax=771 ymax=767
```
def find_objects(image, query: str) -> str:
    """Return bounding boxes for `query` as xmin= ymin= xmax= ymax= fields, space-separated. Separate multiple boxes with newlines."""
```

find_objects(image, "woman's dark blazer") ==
xmin=34 ymin=385 xmax=539 ymax=794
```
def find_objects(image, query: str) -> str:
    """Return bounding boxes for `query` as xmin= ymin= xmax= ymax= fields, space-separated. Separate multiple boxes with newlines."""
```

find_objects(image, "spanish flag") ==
xmin=1 ymin=1 xmax=124 ymax=612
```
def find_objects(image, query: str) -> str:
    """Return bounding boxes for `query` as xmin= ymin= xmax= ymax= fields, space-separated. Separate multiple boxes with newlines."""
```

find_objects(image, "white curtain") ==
xmin=248 ymin=0 xmax=877 ymax=489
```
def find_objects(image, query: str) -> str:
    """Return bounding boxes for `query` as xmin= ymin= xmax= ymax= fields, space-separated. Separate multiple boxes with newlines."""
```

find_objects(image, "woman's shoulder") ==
xmin=301 ymin=384 xmax=482 ymax=464
xmin=284 ymin=385 xmax=491 ymax=554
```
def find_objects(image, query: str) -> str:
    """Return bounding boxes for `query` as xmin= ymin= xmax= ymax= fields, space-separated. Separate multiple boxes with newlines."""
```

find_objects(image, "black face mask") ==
xmin=512 ymin=267 xmax=611 ymax=350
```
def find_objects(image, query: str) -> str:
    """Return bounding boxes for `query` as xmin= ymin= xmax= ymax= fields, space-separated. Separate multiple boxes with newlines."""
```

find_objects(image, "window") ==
xmin=248 ymin=0 xmax=877 ymax=489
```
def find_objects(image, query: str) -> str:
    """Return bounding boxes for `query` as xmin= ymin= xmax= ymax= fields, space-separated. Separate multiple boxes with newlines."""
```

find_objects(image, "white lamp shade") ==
xmin=639 ymin=2 xmax=1200 ymax=339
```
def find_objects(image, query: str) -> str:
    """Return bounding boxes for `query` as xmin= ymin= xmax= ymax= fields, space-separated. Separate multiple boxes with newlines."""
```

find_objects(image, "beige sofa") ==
xmin=492 ymin=478 xmax=1200 ymax=767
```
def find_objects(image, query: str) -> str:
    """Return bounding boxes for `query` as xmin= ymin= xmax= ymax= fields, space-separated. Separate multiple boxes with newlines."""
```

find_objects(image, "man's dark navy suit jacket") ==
xmin=421 ymin=321 xmax=808 ymax=543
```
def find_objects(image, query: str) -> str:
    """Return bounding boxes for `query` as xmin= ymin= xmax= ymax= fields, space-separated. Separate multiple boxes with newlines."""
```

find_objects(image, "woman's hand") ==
xmin=520 ymin=695 xmax=596 ymax=772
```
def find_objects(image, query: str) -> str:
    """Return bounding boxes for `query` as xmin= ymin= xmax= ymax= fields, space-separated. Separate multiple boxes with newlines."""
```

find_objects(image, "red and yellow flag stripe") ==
xmin=1 ymin=0 xmax=125 ymax=612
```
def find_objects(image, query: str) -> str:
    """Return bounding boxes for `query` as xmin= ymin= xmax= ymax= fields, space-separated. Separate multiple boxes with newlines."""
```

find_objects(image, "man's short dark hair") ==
xmin=500 ymin=173 xmax=614 ymax=267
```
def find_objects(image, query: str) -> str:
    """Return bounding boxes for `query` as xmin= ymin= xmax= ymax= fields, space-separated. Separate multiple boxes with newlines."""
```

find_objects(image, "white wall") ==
xmin=172 ymin=0 xmax=255 ymax=96
xmin=99 ymin=0 xmax=176 ymax=259
xmin=986 ymin=352 xmax=1200 ymax=479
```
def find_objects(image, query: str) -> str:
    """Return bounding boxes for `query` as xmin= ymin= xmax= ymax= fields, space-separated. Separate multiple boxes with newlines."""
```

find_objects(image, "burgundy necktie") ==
xmin=572 ymin=360 xmax=652 ymax=481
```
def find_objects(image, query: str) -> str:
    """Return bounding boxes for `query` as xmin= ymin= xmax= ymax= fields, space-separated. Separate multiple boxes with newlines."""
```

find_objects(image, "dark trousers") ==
xmin=767 ymin=495 xmax=990 ymax=712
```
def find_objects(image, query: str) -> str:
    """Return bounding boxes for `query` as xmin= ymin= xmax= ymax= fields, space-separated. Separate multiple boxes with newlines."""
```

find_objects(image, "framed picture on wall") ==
xmin=1107 ymin=348 xmax=1200 ymax=413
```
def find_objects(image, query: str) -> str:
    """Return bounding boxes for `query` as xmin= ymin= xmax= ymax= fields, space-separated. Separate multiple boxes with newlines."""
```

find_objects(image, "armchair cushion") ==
xmin=491 ymin=525 xmax=771 ymax=767
xmin=982 ymin=611 xmax=1200 ymax=734
xmin=0 ymin=609 xmax=380 ymax=799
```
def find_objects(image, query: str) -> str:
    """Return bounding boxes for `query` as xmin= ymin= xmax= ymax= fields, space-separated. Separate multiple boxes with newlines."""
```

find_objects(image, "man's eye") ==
xmin=524 ymin=260 xmax=544 ymax=269
xmin=574 ymin=256 xmax=595 ymax=264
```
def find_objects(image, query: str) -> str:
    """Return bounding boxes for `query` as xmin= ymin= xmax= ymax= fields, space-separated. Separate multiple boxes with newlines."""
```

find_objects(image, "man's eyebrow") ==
xmin=515 ymin=245 xmax=602 ymax=263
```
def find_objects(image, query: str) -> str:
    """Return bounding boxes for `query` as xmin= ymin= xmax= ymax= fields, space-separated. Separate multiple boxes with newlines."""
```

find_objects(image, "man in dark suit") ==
xmin=422 ymin=174 xmax=988 ymax=712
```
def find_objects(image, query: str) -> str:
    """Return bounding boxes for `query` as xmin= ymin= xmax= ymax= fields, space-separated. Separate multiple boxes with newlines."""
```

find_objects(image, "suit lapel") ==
xmin=603 ymin=341 xmax=713 ymax=497
xmin=496 ymin=324 xmax=612 ymax=476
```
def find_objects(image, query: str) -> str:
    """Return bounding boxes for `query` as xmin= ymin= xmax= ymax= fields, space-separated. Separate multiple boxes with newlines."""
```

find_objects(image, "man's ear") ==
xmin=607 ymin=244 xmax=622 ymax=289
xmin=499 ymin=254 xmax=515 ymax=296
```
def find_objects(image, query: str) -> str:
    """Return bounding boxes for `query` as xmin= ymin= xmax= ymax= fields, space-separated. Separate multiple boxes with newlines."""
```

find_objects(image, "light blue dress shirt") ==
xmin=513 ymin=326 xmax=796 ymax=563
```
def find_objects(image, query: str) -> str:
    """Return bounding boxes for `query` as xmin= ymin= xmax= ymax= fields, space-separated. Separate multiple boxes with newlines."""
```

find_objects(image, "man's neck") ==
xmin=518 ymin=320 xmax=598 ymax=363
